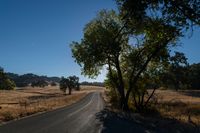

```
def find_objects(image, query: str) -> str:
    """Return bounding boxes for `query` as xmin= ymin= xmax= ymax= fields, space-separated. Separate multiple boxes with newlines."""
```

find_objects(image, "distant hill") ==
xmin=5 ymin=72 xmax=104 ymax=88
xmin=6 ymin=73 xmax=61 ymax=87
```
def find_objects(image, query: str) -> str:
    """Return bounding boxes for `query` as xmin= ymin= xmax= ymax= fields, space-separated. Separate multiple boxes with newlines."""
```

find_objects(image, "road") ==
xmin=0 ymin=92 xmax=104 ymax=133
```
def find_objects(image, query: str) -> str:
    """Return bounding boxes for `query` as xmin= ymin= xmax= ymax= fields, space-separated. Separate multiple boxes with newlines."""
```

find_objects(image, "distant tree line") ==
xmin=31 ymin=80 xmax=49 ymax=88
xmin=161 ymin=59 xmax=200 ymax=90
xmin=0 ymin=69 xmax=61 ymax=89
xmin=80 ymin=81 xmax=104 ymax=87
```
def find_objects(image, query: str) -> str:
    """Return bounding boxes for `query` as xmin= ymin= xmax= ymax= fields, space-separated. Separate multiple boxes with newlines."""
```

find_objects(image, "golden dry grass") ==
xmin=153 ymin=89 xmax=200 ymax=125
xmin=154 ymin=89 xmax=200 ymax=104
xmin=104 ymin=88 xmax=200 ymax=126
xmin=0 ymin=85 xmax=103 ymax=124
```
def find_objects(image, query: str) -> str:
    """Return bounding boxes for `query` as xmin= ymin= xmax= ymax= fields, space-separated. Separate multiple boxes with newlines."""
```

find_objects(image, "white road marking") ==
xmin=67 ymin=93 xmax=95 ymax=117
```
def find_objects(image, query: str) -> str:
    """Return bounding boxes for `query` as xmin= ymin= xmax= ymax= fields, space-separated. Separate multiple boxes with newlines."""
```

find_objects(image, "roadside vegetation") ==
xmin=100 ymin=89 xmax=200 ymax=132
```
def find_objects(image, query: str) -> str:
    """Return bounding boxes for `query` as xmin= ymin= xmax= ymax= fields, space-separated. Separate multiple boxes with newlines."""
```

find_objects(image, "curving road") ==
xmin=0 ymin=92 xmax=104 ymax=133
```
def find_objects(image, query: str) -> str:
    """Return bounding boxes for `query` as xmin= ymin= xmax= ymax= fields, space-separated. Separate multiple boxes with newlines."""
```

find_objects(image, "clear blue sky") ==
xmin=0 ymin=0 xmax=199 ymax=82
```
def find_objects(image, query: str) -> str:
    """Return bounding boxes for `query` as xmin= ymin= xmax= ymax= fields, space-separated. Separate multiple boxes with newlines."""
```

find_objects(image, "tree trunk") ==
xmin=121 ymin=94 xmax=129 ymax=111
xmin=69 ymin=87 xmax=72 ymax=95
xmin=115 ymin=57 xmax=129 ymax=111
xmin=144 ymin=88 xmax=156 ymax=107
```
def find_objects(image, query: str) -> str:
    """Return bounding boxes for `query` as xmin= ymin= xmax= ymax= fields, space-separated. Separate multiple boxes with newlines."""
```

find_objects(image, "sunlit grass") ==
xmin=0 ymin=85 xmax=103 ymax=123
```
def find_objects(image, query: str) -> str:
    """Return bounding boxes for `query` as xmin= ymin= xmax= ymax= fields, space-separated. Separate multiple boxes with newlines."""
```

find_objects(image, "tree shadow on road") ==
xmin=96 ymin=108 xmax=200 ymax=133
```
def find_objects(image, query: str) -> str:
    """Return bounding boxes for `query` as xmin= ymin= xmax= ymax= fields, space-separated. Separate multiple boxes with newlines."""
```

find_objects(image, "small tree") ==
xmin=59 ymin=76 xmax=80 ymax=95
xmin=59 ymin=77 xmax=68 ymax=94
xmin=0 ymin=67 xmax=16 ymax=90
xmin=31 ymin=80 xmax=48 ymax=88
xmin=161 ymin=52 xmax=189 ymax=90
xmin=50 ymin=82 xmax=57 ymax=86
xmin=69 ymin=76 xmax=80 ymax=91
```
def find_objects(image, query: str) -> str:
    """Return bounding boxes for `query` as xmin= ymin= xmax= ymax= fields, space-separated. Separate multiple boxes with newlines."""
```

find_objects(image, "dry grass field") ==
xmin=0 ymin=85 xmax=104 ymax=124
xmin=104 ymin=88 xmax=200 ymax=126
xmin=153 ymin=89 xmax=200 ymax=125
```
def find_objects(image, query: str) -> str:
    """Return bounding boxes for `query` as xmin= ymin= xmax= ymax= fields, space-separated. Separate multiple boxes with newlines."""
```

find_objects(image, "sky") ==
xmin=0 ymin=0 xmax=199 ymax=82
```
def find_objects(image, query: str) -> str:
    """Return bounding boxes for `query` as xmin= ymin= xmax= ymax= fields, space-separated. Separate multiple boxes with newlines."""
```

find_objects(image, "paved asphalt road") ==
xmin=0 ymin=92 xmax=104 ymax=133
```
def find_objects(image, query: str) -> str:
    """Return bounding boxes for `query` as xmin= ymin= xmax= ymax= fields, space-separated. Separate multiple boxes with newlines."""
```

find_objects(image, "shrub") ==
xmin=2 ymin=111 xmax=14 ymax=121
xmin=50 ymin=82 xmax=57 ymax=86
xmin=0 ymin=67 xmax=16 ymax=90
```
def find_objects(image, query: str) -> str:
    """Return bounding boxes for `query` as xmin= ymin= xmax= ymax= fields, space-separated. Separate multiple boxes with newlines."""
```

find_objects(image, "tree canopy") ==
xmin=162 ymin=61 xmax=200 ymax=90
xmin=71 ymin=10 xmax=128 ymax=77
xmin=59 ymin=76 xmax=80 ymax=95
xmin=117 ymin=0 xmax=200 ymax=32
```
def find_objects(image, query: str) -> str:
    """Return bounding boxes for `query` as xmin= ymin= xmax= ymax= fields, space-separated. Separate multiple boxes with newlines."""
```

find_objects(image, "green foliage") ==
xmin=59 ymin=75 xmax=80 ymax=95
xmin=188 ymin=63 xmax=200 ymax=89
xmin=0 ymin=67 xmax=15 ymax=90
xmin=31 ymin=80 xmax=48 ymax=88
xmin=104 ymin=70 xmax=119 ymax=90
xmin=2 ymin=111 xmax=14 ymax=121
xmin=70 ymin=9 xmax=181 ymax=111
xmin=71 ymin=10 xmax=128 ymax=78
xmin=60 ymin=77 xmax=68 ymax=94
xmin=67 ymin=76 xmax=80 ymax=91
xmin=162 ymin=62 xmax=200 ymax=90
xmin=161 ymin=52 xmax=189 ymax=90
xmin=104 ymin=71 xmax=120 ymax=108
xmin=117 ymin=0 xmax=200 ymax=32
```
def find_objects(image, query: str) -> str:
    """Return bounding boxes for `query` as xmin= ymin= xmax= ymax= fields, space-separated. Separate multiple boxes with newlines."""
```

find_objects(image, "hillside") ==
xmin=6 ymin=73 xmax=61 ymax=87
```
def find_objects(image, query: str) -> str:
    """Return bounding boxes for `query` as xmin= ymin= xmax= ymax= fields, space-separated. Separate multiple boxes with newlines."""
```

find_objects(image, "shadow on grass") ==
xmin=27 ymin=94 xmax=62 ymax=100
xmin=179 ymin=90 xmax=200 ymax=98
xmin=96 ymin=108 xmax=200 ymax=133
xmin=28 ymin=95 xmax=58 ymax=100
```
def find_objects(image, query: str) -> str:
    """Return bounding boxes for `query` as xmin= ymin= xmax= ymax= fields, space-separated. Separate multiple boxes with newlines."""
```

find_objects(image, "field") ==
xmin=0 ymin=85 xmax=103 ymax=124
xmin=154 ymin=89 xmax=200 ymax=125
xmin=104 ymin=88 xmax=200 ymax=126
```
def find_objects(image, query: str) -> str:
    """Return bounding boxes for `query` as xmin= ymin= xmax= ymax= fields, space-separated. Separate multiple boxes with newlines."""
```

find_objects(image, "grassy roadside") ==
xmin=101 ymin=88 xmax=200 ymax=132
